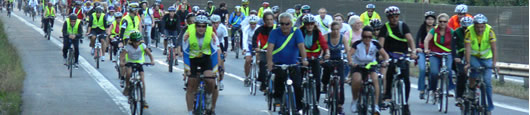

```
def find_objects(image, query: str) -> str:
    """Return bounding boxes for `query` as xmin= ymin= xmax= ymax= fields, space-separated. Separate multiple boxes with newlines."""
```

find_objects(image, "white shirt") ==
xmin=240 ymin=14 xmax=258 ymax=29
xmin=216 ymin=24 xmax=229 ymax=45
xmin=315 ymin=14 xmax=333 ymax=35
xmin=28 ymin=0 xmax=38 ymax=7
xmin=242 ymin=25 xmax=260 ymax=51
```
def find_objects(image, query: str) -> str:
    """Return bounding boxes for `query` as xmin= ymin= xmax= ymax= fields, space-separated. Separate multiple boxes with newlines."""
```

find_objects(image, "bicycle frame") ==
xmin=462 ymin=67 xmax=489 ymax=115
xmin=356 ymin=64 xmax=380 ymax=115
xmin=166 ymin=36 xmax=176 ymax=72
xmin=388 ymin=57 xmax=414 ymax=115
xmin=301 ymin=64 xmax=318 ymax=115
xmin=430 ymin=52 xmax=451 ymax=113
xmin=325 ymin=60 xmax=343 ymax=115
xmin=272 ymin=64 xmax=298 ymax=115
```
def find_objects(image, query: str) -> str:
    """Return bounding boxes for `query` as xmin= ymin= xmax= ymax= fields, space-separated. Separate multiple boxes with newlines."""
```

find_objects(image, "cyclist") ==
xmin=176 ymin=0 xmax=189 ymax=29
xmin=359 ymin=4 xmax=381 ymax=26
xmin=28 ymin=0 xmax=38 ymax=15
xmin=212 ymin=2 xmax=229 ymax=26
xmin=242 ymin=15 xmax=261 ymax=86
xmin=119 ymin=2 xmax=142 ymax=44
xmin=191 ymin=5 xmax=199 ymax=14
xmin=348 ymin=26 xmax=389 ymax=114
xmin=345 ymin=15 xmax=362 ymax=46
xmin=321 ymin=22 xmax=348 ymax=114
xmin=378 ymin=6 xmax=417 ymax=115
xmin=415 ymin=11 xmax=436 ymax=99
xmin=108 ymin=12 xmax=123 ymax=61
xmin=454 ymin=16 xmax=473 ymax=106
xmin=119 ymin=31 xmax=155 ymax=108
xmin=183 ymin=15 xmax=222 ymax=115
xmin=293 ymin=5 xmax=310 ymax=28
xmin=228 ymin=6 xmax=245 ymax=51
xmin=240 ymin=0 xmax=249 ymax=17
xmin=106 ymin=6 xmax=116 ymax=24
xmin=293 ymin=4 xmax=302 ymax=19
xmin=300 ymin=14 xmax=329 ymax=101
xmin=424 ymin=13 xmax=455 ymax=98
xmin=315 ymin=7 xmax=332 ymax=34
xmin=369 ymin=19 xmax=383 ymax=40
xmin=448 ymin=4 xmax=473 ymax=30
xmin=211 ymin=14 xmax=228 ymax=90
xmin=62 ymin=14 xmax=83 ymax=69
xmin=151 ymin=2 xmax=164 ymax=37
xmin=160 ymin=6 xmax=180 ymax=57
xmin=266 ymin=12 xmax=309 ymax=112
xmin=464 ymin=14 xmax=497 ymax=114
xmin=140 ymin=0 xmax=155 ymax=51
xmin=70 ymin=0 xmax=83 ymax=20
xmin=257 ymin=2 xmax=269 ymax=18
xmin=251 ymin=12 xmax=276 ymax=91
xmin=205 ymin=0 xmax=214 ymax=16
xmin=86 ymin=6 xmax=109 ymax=61
xmin=43 ymin=2 xmax=55 ymax=36
xmin=332 ymin=13 xmax=352 ymax=36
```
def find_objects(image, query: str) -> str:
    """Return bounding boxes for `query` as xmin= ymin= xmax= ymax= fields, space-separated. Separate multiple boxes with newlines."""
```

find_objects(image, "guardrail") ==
xmin=495 ymin=62 xmax=529 ymax=88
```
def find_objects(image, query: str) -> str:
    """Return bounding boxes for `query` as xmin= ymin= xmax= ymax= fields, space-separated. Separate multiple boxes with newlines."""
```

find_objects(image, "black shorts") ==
xmin=90 ymin=29 xmax=106 ymax=38
xmin=189 ymin=55 xmax=212 ymax=78
xmin=351 ymin=66 xmax=376 ymax=77
xmin=126 ymin=63 xmax=144 ymax=72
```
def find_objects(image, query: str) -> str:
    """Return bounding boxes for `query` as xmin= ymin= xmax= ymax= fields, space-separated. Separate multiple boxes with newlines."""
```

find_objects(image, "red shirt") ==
xmin=428 ymin=27 xmax=452 ymax=53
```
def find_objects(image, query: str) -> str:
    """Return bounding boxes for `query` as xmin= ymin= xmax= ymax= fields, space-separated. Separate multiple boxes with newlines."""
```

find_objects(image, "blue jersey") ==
xmin=268 ymin=28 xmax=304 ymax=64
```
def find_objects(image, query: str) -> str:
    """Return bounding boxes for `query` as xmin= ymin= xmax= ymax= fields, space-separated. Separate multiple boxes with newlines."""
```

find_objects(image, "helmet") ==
xmin=168 ymin=6 xmax=176 ymax=11
xmin=272 ymin=6 xmax=280 ymax=13
xmin=108 ymin=6 xmax=115 ymax=11
xmin=192 ymin=6 xmax=200 ymax=12
xmin=114 ymin=12 xmax=123 ymax=17
xmin=366 ymin=4 xmax=375 ymax=9
xmin=460 ymin=16 xmax=473 ymax=27
xmin=294 ymin=4 xmax=302 ymax=10
xmin=94 ymin=2 xmax=100 ymax=7
xmin=207 ymin=0 xmax=213 ymax=5
xmin=235 ymin=6 xmax=241 ymax=12
xmin=262 ymin=2 xmax=269 ymax=7
xmin=301 ymin=5 xmax=310 ymax=10
xmin=95 ymin=6 xmax=104 ymax=13
xmin=194 ymin=15 xmax=210 ymax=24
xmin=75 ymin=0 xmax=82 ymax=5
xmin=473 ymin=14 xmax=487 ymax=24
xmin=197 ymin=10 xmax=208 ymax=16
xmin=424 ymin=11 xmax=435 ymax=17
xmin=241 ymin=0 xmax=249 ymax=5
xmin=248 ymin=15 xmax=260 ymax=23
xmin=129 ymin=31 xmax=143 ymax=42
xmin=286 ymin=8 xmax=295 ymax=14
xmin=210 ymin=14 xmax=221 ymax=22
xmin=250 ymin=10 xmax=258 ymax=15
xmin=128 ymin=2 xmax=140 ymax=11
xmin=140 ymin=0 xmax=148 ymax=4
xmin=454 ymin=4 xmax=468 ymax=13
xmin=69 ymin=13 xmax=78 ymax=20
xmin=302 ymin=15 xmax=316 ymax=23
xmin=370 ymin=19 xmax=383 ymax=29
xmin=384 ymin=6 xmax=400 ymax=16
xmin=47 ymin=1 xmax=52 ymax=5
xmin=347 ymin=12 xmax=356 ymax=17
xmin=155 ymin=0 xmax=161 ymax=3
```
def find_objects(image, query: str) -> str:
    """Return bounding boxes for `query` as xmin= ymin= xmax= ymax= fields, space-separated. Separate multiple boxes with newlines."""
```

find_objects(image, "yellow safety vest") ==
xmin=240 ymin=6 xmax=249 ymax=16
xmin=208 ymin=6 xmax=215 ymax=16
xmin=91 ymin=13 xmax=106 ymax=30
xmin=45 ymin=6 xmax=55 ymax=17
xmin=66 ymin=19 xmax=81 ymax=34
xmin=121 ymin=14 xmax=140 ymax=39
xmin=257 ymin=7 xmax=270 ymax=18
xmin=272 ymin=28 xmax=297 ymax=55
xmin=110 ymin=21 xmax=119 ymax=38
xmin=361 ymin=11 xmax=380 ymax=26
xmin=468 ymin=24 xmax=493 ymax=59
xmin=188 ymin=24 xmax=215 ymax=58
xmin=385 ymin=22 xmax=407 ymax=42
xmin=305 ymin=41 xmax=321 ymax=53
xmin=125 ymin=44 xmax=146 ymax=63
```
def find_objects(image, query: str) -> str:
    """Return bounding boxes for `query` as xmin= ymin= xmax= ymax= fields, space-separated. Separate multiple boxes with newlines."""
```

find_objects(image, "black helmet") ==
xmin=294 ymin=4 xmax=302 ymax=10
xmin=69 ymin=13 xmax=78 ymax=20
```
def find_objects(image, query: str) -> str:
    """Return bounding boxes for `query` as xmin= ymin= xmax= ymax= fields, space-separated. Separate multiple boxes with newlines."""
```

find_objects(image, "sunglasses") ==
xmin=197 ymin=25 xmax=207 ymax=28
xmin=280 ymin=22 xmax=291 ymax=26
xmin=302 ymin=10 xmax=311 ymax=13
xmin=439 ymin=21 xmax=448 ymax=23
xmin=362 ymin=35 xmax=373 ymax=39
xmin=250 ymin=23 xmax=257 ymax=25
xmin=304 ymin=22 xmax=315 ymax=25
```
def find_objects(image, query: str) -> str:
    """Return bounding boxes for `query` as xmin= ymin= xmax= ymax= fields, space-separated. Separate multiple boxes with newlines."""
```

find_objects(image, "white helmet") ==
xmin=195 ymin=15 xmax=210 ymax=24
xmin=460 ymin=16 xmax=473 ymax=27
xmin=302 ymin=15 xmax=316 ymax=23
xmin=210 ymin=14 xmax=221 ymax=23
xmin=455 ymin=4 xmax=468 ymax=13
xmin=286 ymin=8 xmax=296 ymax=15
xmin=473 ymin=14 xmax=488 ymax=24
xmin=384 ymin=6 xmax=400 ymax=16
xmin=248 ymin=15 xmax=260 ymax=23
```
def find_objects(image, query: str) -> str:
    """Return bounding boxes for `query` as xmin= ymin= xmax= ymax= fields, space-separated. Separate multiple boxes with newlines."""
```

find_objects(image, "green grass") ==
xmin=0 ymin=18 xmax=25 ymax=115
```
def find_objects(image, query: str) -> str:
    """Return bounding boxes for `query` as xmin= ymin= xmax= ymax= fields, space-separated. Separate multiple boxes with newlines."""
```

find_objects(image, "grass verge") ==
xmin=0 ymin=18 xmax=26 ymax=114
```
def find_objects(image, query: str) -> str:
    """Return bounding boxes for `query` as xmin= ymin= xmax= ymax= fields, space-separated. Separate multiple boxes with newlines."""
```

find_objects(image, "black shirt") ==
xmin=378 ymin=22 xmax=411 ymax=53
xmin=213 ymin=8 xmax=228 ymax=23
xmin=161 ymin=14 xmax=180 ymax=31
xmin=176 ymin=10 xmax=188 ymax=27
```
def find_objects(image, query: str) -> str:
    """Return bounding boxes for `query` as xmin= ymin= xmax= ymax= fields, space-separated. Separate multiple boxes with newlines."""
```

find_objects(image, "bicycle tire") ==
xmin=96 ymin=48 xmax=100 ymax=69
xmin=369 ymin=85 xmax=376 ymax=115
xmin=332 ymin=79 xmax=339 ymax=115
xmin=444 ymin=74 xmax=449 ymax=113
xmin=359 ymin=85 xmax=367 ymax=115
xmin=136 ymin=83 xmax=144 ymax=115
xmin=169 ymin=49 xmax=174 ymax=72
xmin=479 ymin=83 xmax=488 ymax=115
xmin=130 ymin=84 xmax=138 ymax=115
xmin=288 ymin=86 xmax=297 ymax=115
xmin=46 ymin=23 xmax=51 ymax=40
xmin=68 ymin=49 xmax=73 ymax=78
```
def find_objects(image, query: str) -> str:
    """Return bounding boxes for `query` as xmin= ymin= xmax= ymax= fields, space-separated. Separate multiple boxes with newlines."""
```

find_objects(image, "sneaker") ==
xmin=91 ymin=48 xmax=95 ymax=55
xmin=321 ymin=85 xmax=328 ymax=94
xmin=101 ymin=56 xmax=105 ymax=62
xmin=63 ymin=58 xmax=67 ymax=65
xmin=374 ymin=105 xmax=381 ymax=114
xmin=219 ymin=81 xmax=224 ymax=91
xmin=163 ymin=49 xmax=167 ymax=55
xmin=351 ymin=101 xmax=358 ymax=113
xmin=337 ymin=106 xmax=345 ymax=115
xmin=244 ymin=78 xmax=250 ymax=87
xmin=74 ymin=63 xmax=79 ymax=69
xmin=448 ymin=91 xmax=455 ymax=97
xmin=419 ymin=91 xmax=425 ymax=100
xmin=259 ymin=82 xmax=267 ymax=92
xmin=403 ymin=105 xmax=411 ymax=115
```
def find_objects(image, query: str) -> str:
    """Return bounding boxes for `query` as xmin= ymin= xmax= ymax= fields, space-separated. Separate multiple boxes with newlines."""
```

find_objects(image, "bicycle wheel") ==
xmin=46 ymin=23 xmax=51 ymax=40
xmin=331 ymin=80 xmax=339 ymax=115
xmin=249 ymin=66 xmax=255 ymax=95
xmin=479 ymin=83 xmax=488 ymax=115
xmin=136 ymin=83 xmax=144 ymax=115
xmin=288 ymin=86 xmax=297 ymax=115
xmin=130 ymin=85 xmax=138 ymax=115
xmin=395 ymin=80 xmax=405 ymax=115
xmin=168 ymin=49 xmax=174 ymax=72
xmin=359 ymin=85 xmax=367 ymax=115
xmin=444 ymin=74 xmax=449 ymax=113
xmin=96 ymin=48 xmax=100 ymax=69
xmin=68 ymin=50 xmax=73 ymax=78
xmin=369 ymin=85 xmax=376 ymax=115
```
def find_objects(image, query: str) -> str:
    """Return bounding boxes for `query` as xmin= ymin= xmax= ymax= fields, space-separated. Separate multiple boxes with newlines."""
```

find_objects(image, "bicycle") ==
xmin=423 ymin=56 xmax=432 ymax=104
xmin=460 ymin=66 xmax=494 ymax=115
xmin=152 ymin=19 xmax=161 ymax=48
xmin=233 ymin=29 xmax=240 ymax=59
xmin=165 ymin=35 xmax=177 ymax=72
xmin=65 ymin=38 xmax=76 ymax=78
xmin=428 ymin=52 xmax=451 ymax=113
xmin=272 ymin=64 xmax=299 ymax=115
xmin=112 ymin=40 xmax=125 ymax=87
xmin=92 ymin=33 xmax=106 ymax=69
xmin=191 ymin=67 xmax=215 ymax=115
xmin=44 ymin=16 xmax=54 ymax=40
xmin=300 ymin=60 xmax=319 ymax=115
xmin=324 ymin=60 xmax=345 ymax=115
xmin=7 ymin=2 xmax=12 ymax=17
xmin=248 ymin=50 xmax=265 ymax=96
xmin=355 ymin=63 xmax=382 ymax=115
xmin=124 ymin=63 xmax=152 ymax=115
xmin=386 ymin=56 xmax=415 ymax=115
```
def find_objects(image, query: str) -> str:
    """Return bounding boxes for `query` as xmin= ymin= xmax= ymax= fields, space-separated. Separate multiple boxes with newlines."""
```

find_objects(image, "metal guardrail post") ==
xmin=524 ymin=78 xmax=528 ymax=88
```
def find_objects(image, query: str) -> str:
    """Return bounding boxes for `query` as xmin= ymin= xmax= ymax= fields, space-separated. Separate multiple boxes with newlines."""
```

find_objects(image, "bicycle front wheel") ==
xmin=168 ymin=49 xmax=174 ymax=72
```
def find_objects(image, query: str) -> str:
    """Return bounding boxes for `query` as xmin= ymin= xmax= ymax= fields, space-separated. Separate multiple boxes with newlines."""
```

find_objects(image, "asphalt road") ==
xmin=2 ymin=9 xmax=528 ymax=115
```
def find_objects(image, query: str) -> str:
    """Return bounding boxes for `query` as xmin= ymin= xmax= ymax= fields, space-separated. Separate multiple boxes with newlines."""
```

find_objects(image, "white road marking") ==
xmin=13 ymin=13 xmax=132 ymax=114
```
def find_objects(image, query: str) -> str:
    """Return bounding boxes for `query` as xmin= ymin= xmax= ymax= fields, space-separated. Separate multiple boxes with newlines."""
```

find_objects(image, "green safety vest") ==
xmin=45 ymin=6 xmax=55 ymax=17
xmin=361 ymin=11 xmax=380 ymax=26
xmin=121 ymin=14 xmax=140 ymax=39
xmin=208 ymin=6 xmax=215 ymax=16
xmin=305 ymin=41 xmax=321 ymax=53
xmin=188 ymin=24 xmax=215 ymax=58
xmin=468 ymin=24 xmax=493 ymax=59
xmin=257 ymin=7 xmax=270 ymax=18
xmin=240 ymin=6 xmax=249 ymax=17
xmin=433 ymin=28 xmax=452 ymax=52
xmin=125 ymin=44 xmax=146 ymax=63
xmin=91 ymin=13 xmax=105 ymax=30
xmin=110 ymin=21 xmax=119 ymax=38
xmin=272 ymin=28 xmax=298 ymax=55
xmin=385 ymin=22 xmax=407 ymax=42
xmin=66 ymin=19 xmax=81 ymax=34
xmin=319 ymin=16 xmax=328 ymax=30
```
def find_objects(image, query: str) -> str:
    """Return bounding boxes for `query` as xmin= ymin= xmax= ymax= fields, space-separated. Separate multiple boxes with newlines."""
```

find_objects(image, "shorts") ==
xmin=351 ymin=66 xmax=376 ymax=77
xmin=189 ymin=55 xmax=213 ymax=78
xmin=126 ymin=63 xmax=144 ymax=72
xmin=90 ymin=29 xmax=106 ymax=39
xmin=245 ymin=44 xmax=254 ymax=56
